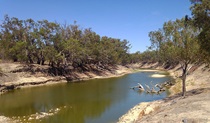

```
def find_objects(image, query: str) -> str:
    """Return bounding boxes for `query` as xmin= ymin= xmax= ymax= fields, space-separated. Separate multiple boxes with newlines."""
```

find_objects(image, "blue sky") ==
xmin=0 ymin=0 xmax=192 ymax=53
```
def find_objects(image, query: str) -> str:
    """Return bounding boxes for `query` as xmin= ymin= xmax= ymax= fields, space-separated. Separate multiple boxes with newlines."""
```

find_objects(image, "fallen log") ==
xmin=130 ymin=83 xmax=144 ymax=91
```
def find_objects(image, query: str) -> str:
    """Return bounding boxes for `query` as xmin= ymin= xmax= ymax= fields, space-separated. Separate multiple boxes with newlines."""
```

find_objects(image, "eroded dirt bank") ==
xmin=1 ymin=62 xmax=210 ymax=123
xmin=0 ymin=63 xmax=140 ymax=94
xmin=118 ymin=63 xmax=210 ymax=123
xmin=0 ymin=63 xmax=144 ymax=122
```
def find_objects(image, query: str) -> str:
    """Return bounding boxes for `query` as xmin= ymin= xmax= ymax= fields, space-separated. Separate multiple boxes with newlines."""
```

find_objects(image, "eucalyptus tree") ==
xmin=0 ymin=16 xmax=37 ymax=63
xmin=0 ymin=31 xmax=7 ymax=60
xmin=140 ymin=50 xmax=158 ymax=63
xmin=80 ymin=28 xmax=100 ymax=65
xmin=128 ymin=51 xmax=142 ymax=63
xmin=148 ymin=29 xmax=165 ymax=63
xmin=0 ymin=15 xmax=132 ymax=74
xmin=22 ymin=18 xmax=41 ymax=63
xmin=0 ymin=15 xmax=28 ymax=62
xmin=190 ymin=0 xmax=210 ymax=62
xmin=99 ymin=37 xmax=130 ymax=65
xmin=0 ymin=15 xmax=18 ymax=61
xmin=117 ymin=39 xmax=131 ymax=65
xmin=0 ymin=16 xmax=12 ymax=59
xmin=149 ymin=18 xmax=200 ymax=96
xmin=36 ymin=20 xmax=61 ymax=65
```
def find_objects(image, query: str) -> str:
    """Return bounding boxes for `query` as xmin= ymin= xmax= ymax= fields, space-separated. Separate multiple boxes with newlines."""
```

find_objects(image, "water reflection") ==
xmin=0 ymin=71 xmax=171 ymax=123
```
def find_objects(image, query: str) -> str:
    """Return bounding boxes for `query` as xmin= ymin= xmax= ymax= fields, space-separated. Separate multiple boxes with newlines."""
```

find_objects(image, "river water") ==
xmin=0 ymin=71 xmax=171 ymax=123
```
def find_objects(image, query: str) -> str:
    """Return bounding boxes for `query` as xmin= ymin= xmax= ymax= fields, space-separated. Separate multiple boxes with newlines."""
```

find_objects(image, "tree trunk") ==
xmin=40 ymin=50 xmax=45 ymax=65
xmin=181 ymin=63 xmax=188 ymax=97
xmin=182 ymin=73 xmax=187 ymax=97
xmin=37 ymin=58 xmax=41 ymax=64
xmin=41 ymin=57 xmax=45 ymax=65
xmin=27 ymin=54 xmax=34 ymax=64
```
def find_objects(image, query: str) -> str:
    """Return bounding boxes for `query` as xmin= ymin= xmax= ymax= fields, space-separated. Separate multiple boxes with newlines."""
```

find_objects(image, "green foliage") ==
xmin=0 ymin=15 xmax=131 ymax=70
xmin=9 ymin=41 xmax=28 ymax=62
xmin=139 ymin=1 xmax=210 ymax=96
xmin=149 ymin=18 xmax=200 ymax=65
xmin=139 ymin=50 xmax=158 ymax=63
xmin=148 ymin=18 xmax=200 ymax=96
xmin=191 ymin=0 xmax=210 ymax=61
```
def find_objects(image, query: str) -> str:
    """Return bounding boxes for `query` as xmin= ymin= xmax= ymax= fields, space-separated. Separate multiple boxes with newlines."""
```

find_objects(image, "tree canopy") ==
xmin=191 ymin=0 xmax=210 ymax=61
xmin=148 ymin=17 xmax=200 ymax=96
xmin=0 ymin=15 xmax=132 ymax=72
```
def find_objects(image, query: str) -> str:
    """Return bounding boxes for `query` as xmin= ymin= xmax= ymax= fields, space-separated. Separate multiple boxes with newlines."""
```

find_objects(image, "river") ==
xmin=0 ymin=71 xmax=171 ymax=123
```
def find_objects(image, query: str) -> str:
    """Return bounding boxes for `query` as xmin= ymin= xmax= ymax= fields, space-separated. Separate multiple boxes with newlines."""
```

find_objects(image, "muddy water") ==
xmin=0 ymin=71 xmax=171 ymax=123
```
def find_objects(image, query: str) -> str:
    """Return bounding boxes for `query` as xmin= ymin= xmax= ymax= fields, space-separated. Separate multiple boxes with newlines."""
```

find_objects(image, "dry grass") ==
xmin=171 ymin=79 xmax=182 ymax=94
xmin=191 ymin=81 xmax=195 ymax=86
xmin=187 ymin=78 xmax=196 ymax=86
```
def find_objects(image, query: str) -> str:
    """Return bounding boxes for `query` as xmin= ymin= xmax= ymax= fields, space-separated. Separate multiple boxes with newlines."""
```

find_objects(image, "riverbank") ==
xmin=0 ymin=63 xmax=145 ymax=94
xmin=118 ymin=63 xmax=210 ymax=123
xmin=0 ymin=62 xmax=164 ymax=123
xmin=1 ymin=62 xmax=210 ymax=123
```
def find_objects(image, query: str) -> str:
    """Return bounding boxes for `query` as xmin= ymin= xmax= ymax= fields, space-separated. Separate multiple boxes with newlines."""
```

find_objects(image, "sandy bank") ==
xmin=138 ymin=69 xmax=159 ymax=72
xmin=0 ymin=63 xmax=157 ymax=122
xmin=0 ymin=63 xmax=169 ymax=122
xmin=150 ymin=74 xmax=166 ymax=78
xmin=118 ymin=63 xmax=210 ymax=123
xmin=119 ymin=88 xmax=210 ymax=123
xmin=0 ymin=63 xmax=146 ymax=94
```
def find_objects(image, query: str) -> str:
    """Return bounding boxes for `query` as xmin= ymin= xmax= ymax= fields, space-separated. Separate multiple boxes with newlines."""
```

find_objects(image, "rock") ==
xmin=28 ymin=117 xmax=33 ymax=120
xmin=0 ymin=116 xmax=13 ymax=122
xmin=144 ymin=107 xmax=154 ymax=115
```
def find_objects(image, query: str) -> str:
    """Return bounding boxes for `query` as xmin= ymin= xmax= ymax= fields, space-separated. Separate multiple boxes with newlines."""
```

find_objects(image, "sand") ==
xmin=118 ymin=63 xmax=210 ymax=123
xmin=150 ymin=74 xmax=166 ymax=78
xmin=1 ymin=62 xmax=209 ymax=123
